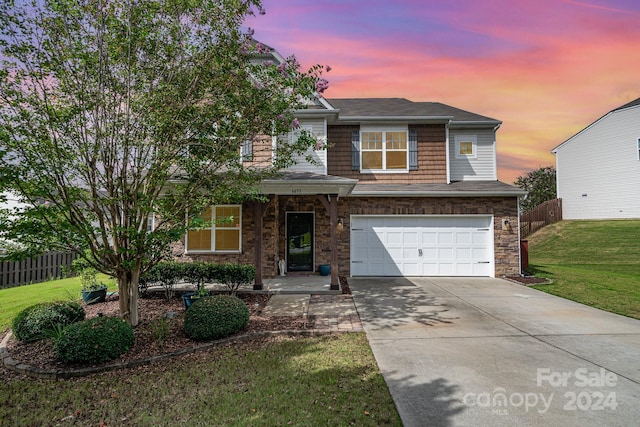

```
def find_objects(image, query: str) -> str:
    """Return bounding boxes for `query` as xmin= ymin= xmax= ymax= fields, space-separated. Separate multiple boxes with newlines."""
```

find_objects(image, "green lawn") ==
xmin=0 ymin=274 xmax=116 ymax=331
xmin=1 ymin=277 xmax=400 ymax=425
xmin=1 ymin=334 xmax=400 ymax=426
xmin=528 ymin=220 xmax=640 ymax=319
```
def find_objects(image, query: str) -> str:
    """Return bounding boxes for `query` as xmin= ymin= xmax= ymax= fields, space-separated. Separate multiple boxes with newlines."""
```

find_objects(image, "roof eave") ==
xmin=349 ymin=189 xmax=526 ymax=197
xmin=449 ymin=120 xmax=502 ymax=128
xmin=260 ymin=178 xmax=358 ymax=197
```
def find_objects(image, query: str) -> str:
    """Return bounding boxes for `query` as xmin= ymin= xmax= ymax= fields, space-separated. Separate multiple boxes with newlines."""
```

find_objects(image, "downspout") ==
xmin=445 ymin=121 xmax=451 ymax=184
xmin=492 ymin=123 xmax=501 ymax=181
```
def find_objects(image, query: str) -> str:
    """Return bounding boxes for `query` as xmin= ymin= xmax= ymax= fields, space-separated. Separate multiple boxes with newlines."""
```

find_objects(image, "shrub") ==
xmin=12 ymin=302 xmax=85 ymax=342
xmin=55 ymin=316 xmax=134 ymax=364
xmin=184 ymin=295 xmax=249 ymax=341
xmin=216 ymin=264 xmax=255 ymax=295
xmin=142 ymin=261 xmax=184 ymax=299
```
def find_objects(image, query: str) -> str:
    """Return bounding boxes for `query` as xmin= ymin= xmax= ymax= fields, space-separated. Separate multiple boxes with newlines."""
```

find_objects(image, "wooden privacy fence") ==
xmin=0 ymin=251 xmax=77 ymax=288
xmin=520 ymin=198 xmax=563 ymax=238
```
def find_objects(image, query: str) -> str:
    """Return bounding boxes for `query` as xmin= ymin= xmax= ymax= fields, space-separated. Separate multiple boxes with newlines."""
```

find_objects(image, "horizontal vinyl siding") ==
xmin=449 ymin=129 xmax=497 ymax=181
xmin=556 ymin=107 xmax=640 ymax=219
xmin=284 ymin=118 xmax=327 ymax=175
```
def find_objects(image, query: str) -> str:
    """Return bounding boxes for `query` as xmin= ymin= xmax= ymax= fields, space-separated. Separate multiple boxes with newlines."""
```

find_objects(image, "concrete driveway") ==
xmin=350 ymin=277 xmax=640 ymax=427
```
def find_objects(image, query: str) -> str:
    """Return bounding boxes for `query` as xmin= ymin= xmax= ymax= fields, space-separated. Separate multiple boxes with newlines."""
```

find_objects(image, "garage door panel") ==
xmin=438 ymin=232 xmax=454 ymax=245
xmin=351 ymin=216 xmax=493 ymax=277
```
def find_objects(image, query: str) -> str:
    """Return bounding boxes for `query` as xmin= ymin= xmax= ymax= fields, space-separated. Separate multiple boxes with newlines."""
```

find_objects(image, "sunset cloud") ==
xmin=247 ymin=0 xmax=640 ymax=182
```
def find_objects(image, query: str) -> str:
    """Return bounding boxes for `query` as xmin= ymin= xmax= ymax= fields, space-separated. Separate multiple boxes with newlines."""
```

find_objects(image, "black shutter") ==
xmin=351 ymin=130 xmax=360 ymax=170
xmin=409 ymin=129 xmax=418 ymax=170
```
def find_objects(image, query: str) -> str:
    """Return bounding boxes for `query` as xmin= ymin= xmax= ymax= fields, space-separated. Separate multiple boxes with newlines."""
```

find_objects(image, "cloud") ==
xmin=248 ymin=0 xmax=640 ymax=181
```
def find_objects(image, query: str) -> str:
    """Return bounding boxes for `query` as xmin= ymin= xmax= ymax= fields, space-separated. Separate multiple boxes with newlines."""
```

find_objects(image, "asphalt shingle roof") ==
xmin=326 ymin=98 xmax=500 ymax=123
xmin=611 ymin=97 xmax=640 ymax=112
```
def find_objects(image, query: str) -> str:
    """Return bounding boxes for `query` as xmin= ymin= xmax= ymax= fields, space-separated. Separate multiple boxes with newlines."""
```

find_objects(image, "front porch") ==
xmin=216 ymin=274 xmax=340 ymax=294
xmin=154 ymin=274 xmax=341 ymax=295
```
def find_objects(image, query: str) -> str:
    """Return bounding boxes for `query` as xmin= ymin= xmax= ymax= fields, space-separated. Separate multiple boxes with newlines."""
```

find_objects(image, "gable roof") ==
xmin=611 ymin=96 xmax=640 ymax=112
xmin=325 ymin=98 xmax=500 ymax=125
xmin=552 ymin=96 xmax=640 ymax=153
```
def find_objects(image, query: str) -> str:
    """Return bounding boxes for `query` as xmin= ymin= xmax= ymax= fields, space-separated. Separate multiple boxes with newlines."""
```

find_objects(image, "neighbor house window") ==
xmin=186 ymin=205 xmax=241 ymax=252
xmin=455 ymin=135 xmax=477 ymax=159
xmin=361 ymin=129 xmax=408 ymax=171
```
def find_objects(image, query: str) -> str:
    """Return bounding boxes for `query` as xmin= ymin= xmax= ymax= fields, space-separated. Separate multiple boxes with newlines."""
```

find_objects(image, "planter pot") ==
xmin=182 ymin=292 xmax=209 ymax=309
xmin=319 ymin=264 xmax=331 ymax=276
xmin=81 ymin=286 xmax=107 ymax=305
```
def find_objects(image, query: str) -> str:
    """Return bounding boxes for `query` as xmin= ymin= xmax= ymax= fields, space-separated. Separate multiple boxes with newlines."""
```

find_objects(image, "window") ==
xmin=360 ymin=129 xmax=408 ymax=171
xmin=637 ymin=138 xmax=640 ymax=161
xmin=455 ymin=135 xmax=477 ymax=159
xmin=241 ymin=139 xmax=253 ymax=162
xmin=186 ymin=205 xmax=241 ymax=252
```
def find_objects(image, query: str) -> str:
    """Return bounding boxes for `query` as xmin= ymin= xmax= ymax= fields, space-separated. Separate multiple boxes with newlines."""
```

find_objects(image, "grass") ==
xmin=527 ymin=220 xmax=640 ymax=319
xmin=1 ymin=277 xmax=400 ymax=425
xmin=0 ymin=274 xmax=116 ymax=331
xmin=0 ymin=333 xmax=401 ymax=426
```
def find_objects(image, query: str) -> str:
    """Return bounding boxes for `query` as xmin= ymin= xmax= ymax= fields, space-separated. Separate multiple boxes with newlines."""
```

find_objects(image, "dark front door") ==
xmin=286 ymin=212 xmax=314 ymax=271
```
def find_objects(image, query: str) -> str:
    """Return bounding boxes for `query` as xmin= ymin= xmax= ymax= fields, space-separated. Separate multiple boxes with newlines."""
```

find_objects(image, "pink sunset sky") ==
xmin=246 ymin=0 xmax=640 ymax=183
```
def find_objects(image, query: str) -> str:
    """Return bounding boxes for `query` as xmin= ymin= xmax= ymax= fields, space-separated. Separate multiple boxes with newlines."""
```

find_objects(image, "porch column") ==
xmin=317 ymin=194 xmax=340 ymax=291
xmin=253 ymin=200 xmax=266 ymax=290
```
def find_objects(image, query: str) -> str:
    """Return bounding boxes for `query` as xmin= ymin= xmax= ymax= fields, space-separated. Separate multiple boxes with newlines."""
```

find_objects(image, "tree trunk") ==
xmin=118 ymin=269 xmax=140 ymax=327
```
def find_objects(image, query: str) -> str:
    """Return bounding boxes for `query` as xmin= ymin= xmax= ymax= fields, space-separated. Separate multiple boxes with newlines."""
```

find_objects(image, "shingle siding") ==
xmin=327 ymin=124 xmax=447 ymax=183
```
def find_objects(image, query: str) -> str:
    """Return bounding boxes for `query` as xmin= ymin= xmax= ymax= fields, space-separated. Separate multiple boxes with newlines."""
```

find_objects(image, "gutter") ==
xmin=349 ymin=189 xmax=528 ymax=198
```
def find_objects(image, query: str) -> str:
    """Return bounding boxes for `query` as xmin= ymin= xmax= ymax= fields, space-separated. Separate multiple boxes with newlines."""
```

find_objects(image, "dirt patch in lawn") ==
xmin=506 ymin=275 xmax=552 ymax=286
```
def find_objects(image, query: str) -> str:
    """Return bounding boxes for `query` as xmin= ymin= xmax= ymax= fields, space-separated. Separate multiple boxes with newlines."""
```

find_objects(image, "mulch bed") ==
xmin=2 ymin=292 xmax=311 ymax=382
xmin=506 ymin=275 xmax=551 ymax=285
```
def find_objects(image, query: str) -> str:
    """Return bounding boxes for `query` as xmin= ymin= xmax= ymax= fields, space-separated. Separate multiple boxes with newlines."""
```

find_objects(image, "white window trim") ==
xmin=360 ymin=126 xmax=409 ymax=173
xmin=185 ymin=204 xmax=242 ymax=253
xmin=240 ymin=139 xmax=253 ymax=162
xmin=455 ymin=135 xmax=478 ymax=159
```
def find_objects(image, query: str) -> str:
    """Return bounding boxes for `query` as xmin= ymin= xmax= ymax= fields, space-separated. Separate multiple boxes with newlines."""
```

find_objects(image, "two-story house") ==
xmin=173 ymin=47 xmax=525 ymax=289
xmin=552 ymin=97 xmax=640 ymax=219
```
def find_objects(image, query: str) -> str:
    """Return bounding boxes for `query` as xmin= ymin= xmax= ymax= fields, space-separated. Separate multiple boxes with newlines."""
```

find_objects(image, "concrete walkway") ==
xmin=263 ymin=294 xmax=362 ymax=332
xmin=350 ymin=277 xmax=640 ymax=427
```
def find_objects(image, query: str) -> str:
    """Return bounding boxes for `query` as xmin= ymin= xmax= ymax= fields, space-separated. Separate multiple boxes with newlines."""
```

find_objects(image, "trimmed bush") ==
xmin=140 ymin=261 xmax=255 ymax=295
xmin=217 ymin=263 xmax=256 ymax=294
xmin=184 ymin=295 xmax=249 ymax=341
xmin=12 ymin=301 xmax=85 ymax=342
xmin=55 ymin=316 xmax=134 ymax=364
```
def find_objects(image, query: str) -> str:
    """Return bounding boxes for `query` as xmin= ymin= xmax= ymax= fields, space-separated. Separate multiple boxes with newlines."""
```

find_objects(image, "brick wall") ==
xmin=175 ymin=195 xmax=521 ymax=278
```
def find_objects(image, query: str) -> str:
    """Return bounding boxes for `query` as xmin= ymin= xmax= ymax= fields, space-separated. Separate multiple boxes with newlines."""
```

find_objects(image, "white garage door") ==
xmin=350 ymin=216 xmax=494 ymax=277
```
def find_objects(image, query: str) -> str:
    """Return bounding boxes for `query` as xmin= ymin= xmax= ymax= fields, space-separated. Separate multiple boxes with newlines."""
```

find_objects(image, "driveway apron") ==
xmin=350 ymin=277 xmax=640 ymax=427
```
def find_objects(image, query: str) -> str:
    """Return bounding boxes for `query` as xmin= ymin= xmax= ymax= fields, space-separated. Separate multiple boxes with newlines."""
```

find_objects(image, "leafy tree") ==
xmin=0 ymin=0 xmax=327 ymax=326
xmin=514 ymin=166 xmax=557 ymax=212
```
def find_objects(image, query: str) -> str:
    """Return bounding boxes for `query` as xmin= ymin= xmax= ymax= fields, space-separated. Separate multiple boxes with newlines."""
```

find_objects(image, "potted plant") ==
xmin=181 ymin=261 xmax=212 ymax=309
xmin=80 ymin=268 xmax=108 ymax=304
xmin=182 ymin=285 xmax=209 ymax=309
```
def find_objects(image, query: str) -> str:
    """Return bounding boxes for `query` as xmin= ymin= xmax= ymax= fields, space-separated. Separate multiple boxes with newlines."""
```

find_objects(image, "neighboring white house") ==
xmin=551 ymin=97 xmax=640 ymax=220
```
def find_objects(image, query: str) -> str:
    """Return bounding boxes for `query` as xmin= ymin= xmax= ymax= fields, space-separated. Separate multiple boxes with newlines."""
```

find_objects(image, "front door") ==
xmin=286 ymin=212 xmax=314 ymax=272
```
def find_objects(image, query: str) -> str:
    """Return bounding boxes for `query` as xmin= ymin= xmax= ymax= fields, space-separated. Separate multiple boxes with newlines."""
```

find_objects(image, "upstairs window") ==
xmin=360 ymin=129 xmax=408 ymax=171
xmin=186 ymin=205 xmax=241 ymax=252
xmin=455 ymin=135 xmax=477 ymax=159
